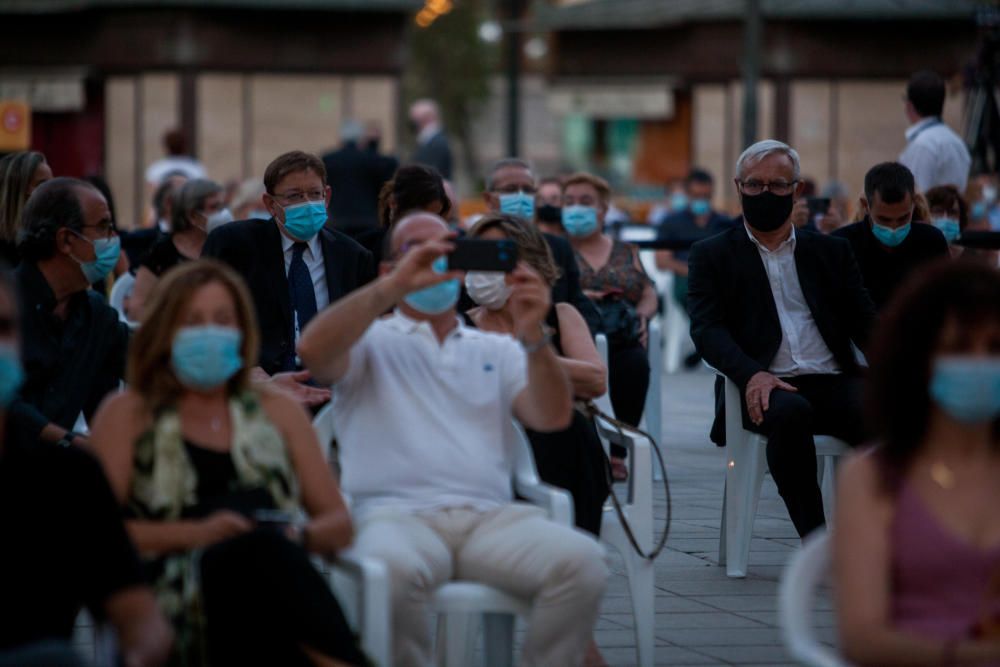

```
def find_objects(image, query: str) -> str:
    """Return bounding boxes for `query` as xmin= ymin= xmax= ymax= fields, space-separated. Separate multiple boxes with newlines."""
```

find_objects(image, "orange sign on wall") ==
xmin=0 ymin=101 xmax=31 ymax=152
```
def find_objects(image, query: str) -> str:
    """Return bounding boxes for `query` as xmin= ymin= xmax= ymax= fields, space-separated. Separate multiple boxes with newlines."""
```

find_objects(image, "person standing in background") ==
xmin=898 ymin=71 xmax=971 ymax=193
xmin=409 ymin=99 xmax=453 ymax=180
xmin=144 ymin=129 xmax=206 ymax=187
xmin=322 ymin=119 xmax=398 ymax=237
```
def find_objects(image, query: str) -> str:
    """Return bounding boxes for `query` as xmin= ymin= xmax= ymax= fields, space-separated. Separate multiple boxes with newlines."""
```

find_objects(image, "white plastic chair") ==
xmin=593 ymin=333 xmax=655 ymax=667
xmin=432 ymin=421 xmax=574 ymax=667
xmin=108 ymin=272 xmax=135 ymax=324
xmin=719 ymin=376 xmax=849 ymax=578
xmin=778 ymin=531 xmax=850 ymax=667
xmin=660 ymin=271 xmax=692 ymax=374
xmin=310 ymin=409 xmax=392 ymax=665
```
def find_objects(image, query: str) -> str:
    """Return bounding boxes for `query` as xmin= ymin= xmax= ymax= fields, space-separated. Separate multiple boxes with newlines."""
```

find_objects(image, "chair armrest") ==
xmin=593 ymin=415 xmax=654 ymax=545
xmin=327 ymin=551 xmax=392 ymax=666
xmin=514 ymin=477 xmax=574 ymax=527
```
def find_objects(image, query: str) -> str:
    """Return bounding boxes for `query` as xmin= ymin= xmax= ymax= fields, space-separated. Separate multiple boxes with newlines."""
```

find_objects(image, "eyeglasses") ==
xmin=494 ymin=186 xmax=537 ymax=195
xmin=738 ymin=180 xmax=798 ymax=196
xmin=272 ymin=190 xmax=325 ymax=205
xmin=79 ymin=222 xmax=117 ymax=240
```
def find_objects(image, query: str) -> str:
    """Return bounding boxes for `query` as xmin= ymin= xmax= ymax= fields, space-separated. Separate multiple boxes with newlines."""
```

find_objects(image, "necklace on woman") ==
xmin=930 ymin=461 xmax=956 ymax=490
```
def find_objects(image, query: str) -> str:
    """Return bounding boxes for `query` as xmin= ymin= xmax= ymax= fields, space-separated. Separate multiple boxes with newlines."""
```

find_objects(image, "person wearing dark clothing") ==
xmin=480 ymin=158 xmax=601 ymax=333
xmin=0 ymin=151 xmax=51 ymax=267
xmin=202 ymin=151 xmax=374 ymax=408
xmin=322 ymin=120 xmax=398 ymax=234
xmin=409 ymin=99 xmax=453 ymax=179
xmin=0 ymin=266 xmax=171 ymax=667
xmin=688 ymin=140 xmax=877 ymax=538
xmin=11 ymin=178 xmax=128 ymax=446
xmin=832 ymin=162 xmax=949 ymax=310
xmin=121 ymin=174 xmax=186 ymax=267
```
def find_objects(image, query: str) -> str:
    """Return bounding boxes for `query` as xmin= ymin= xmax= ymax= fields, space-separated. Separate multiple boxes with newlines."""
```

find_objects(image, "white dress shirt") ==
xmin=332 ymin=311 xmax=528 ymax=518
xmin=280 ymin=232 xmax=329 ymax=343
xmin=745 ymin=225 xmax=840 ymax=377
xmin=898 ymin=117 xmax=971 ymax=193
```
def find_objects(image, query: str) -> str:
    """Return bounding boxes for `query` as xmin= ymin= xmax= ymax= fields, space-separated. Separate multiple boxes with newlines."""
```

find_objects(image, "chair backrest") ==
xmin=109 ymin=273 xmax=135 ymax=322
xmin=594 ymin=334 xmax=615 ymax=417
xmin=778 ymin=530 xmax=850 ymax=667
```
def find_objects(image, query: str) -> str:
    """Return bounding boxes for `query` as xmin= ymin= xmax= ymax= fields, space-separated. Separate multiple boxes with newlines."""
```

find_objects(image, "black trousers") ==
xmin=200 ymin=530 xmax=367 ymax=667
xmin=608 ymin=341 xmax=650 ymax=458
xmin=745 ymin=373 xmax=865 ymax=538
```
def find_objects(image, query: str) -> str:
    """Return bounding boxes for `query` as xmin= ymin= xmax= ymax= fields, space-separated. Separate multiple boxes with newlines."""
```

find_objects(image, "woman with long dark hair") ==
xmin=835 ymin=260 xmax=1000 ymax=665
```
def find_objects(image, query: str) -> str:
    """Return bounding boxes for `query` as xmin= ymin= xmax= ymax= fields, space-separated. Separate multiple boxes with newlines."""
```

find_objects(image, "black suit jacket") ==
xmin=322 ymin=142 xmax=398 ymax=231
xmin=412 ymin=131 xmax=453 ymax=180
xmin=203 ymin=218 xmax=376 ymax=376
xmin=687 ymin=225 xmax=877 ymax=444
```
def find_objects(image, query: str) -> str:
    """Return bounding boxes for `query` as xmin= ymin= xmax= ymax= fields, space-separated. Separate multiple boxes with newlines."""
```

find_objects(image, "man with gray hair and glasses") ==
xmin=687 ymin=140 xmax=877 ymax=538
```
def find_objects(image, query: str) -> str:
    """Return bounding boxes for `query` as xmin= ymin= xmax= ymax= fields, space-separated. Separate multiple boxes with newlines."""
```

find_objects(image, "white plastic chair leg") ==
xmin=482 ymin=613 xmax=516 ymax=667
xmin=718 ymin=481 xmax=727 ymax=565
xmin=820 ymin=456 xmax=836 ymax=523
xmin=439 ymin=613 xmax=478 ymax=667
xmin=624 ymin=552 xmax=655 ymax=667
xmin=724 ymin=434 xmax=768 ymax=578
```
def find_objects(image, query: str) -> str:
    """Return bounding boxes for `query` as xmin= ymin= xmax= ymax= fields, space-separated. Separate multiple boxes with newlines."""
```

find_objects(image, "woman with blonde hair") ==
xmin=91 ymin=259 xmax=366 ymax=666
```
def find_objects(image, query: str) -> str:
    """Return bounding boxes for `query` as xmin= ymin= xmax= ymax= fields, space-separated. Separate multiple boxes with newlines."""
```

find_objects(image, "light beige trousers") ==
xmin=351 ymin=503 xmax=608 ymax=667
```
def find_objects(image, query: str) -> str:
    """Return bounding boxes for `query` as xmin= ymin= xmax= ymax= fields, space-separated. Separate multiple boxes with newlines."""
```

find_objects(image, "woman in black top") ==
xmin=464 ymin=213 xmax=609 ymax=536
xmin=0 ymin=151 xmax=51 ymax=266
xmin=127 ymin=178 xmax=229 ymax=321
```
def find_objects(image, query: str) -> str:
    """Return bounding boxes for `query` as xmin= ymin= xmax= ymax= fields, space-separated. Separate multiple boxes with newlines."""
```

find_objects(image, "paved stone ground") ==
xmin=592 ymin=367 xmax=837 ymax=666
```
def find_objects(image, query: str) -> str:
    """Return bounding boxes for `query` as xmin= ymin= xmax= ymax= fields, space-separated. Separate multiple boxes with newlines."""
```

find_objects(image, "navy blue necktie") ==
xmin=288 ymin=242 xmax=318 ymax=360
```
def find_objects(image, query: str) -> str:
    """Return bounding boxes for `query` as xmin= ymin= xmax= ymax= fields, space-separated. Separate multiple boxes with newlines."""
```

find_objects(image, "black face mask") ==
xmin=741 ymin=191 xmax=794 ymax=232
xmin=537 ymin=203 xmax=562 ymax=223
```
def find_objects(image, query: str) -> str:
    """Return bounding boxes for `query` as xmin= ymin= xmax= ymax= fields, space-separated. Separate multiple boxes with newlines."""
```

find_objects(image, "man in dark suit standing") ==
xmin=203 ymin=150 xmax=376 ymax=406
xmin=409 ymin=99 xmax=453 ymax=180
xmin=322 ymin=119 xmax=398 ymax=235
xmin=688 ymin=140 xmax=877 ymax=538
xmin=480 ymin=158 xmax=601 ymax=332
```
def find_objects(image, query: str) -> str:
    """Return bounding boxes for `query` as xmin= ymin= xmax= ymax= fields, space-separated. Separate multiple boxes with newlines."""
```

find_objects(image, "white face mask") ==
xmin=206 ymin=208 xmax=234 ymax=233
xmin=465 ymin=271 xmax=512 ymax=311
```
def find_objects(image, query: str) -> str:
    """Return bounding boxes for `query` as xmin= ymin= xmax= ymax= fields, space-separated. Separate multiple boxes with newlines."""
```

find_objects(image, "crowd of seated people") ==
xmin=0 ymin=76 xmax=997 ymax=667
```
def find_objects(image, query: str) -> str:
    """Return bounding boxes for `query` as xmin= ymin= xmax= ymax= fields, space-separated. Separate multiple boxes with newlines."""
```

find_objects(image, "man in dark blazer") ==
xmin=322 ymin=120 xmax=398 ymax=234
xmin=203 ymin=151 xmax=375 ymax=406
xmin=688 ymin=140 xmax=877 ymax=538
xmin=478 ymin=158 xmax=601 ymax=332
xmin=409 ymin=99 xmax=453 ymax=180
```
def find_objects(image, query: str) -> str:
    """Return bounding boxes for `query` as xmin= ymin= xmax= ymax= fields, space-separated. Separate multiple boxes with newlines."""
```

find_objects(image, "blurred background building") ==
xmin=0 ymin=0 xmax=991 ymax=223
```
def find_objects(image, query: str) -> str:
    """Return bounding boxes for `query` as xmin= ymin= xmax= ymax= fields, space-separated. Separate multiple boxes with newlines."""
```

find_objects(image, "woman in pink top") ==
xmin=835 ymin=260 xmax=1000 ymax=666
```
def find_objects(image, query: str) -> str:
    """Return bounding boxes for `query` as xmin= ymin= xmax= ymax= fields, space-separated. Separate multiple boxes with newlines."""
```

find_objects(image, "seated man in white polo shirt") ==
xmin=298 ymin=211 xmax=608 ymax=667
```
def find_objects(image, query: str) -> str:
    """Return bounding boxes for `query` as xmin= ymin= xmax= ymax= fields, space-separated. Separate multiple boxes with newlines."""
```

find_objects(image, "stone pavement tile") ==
xmin=737 ymin=609 xmax=838 ymax=627
xmin=659 ymin=578 xmax=782 ymax=596
xmin=598 ymin=645 xmax=718 ymax=666
xmin=684 ymin=594 xmax=783 ymax=612
xmin=653 ymin=611 xmax=769 ymax=630
xmin=692 ymin=644 xmax=794 ymax=663
xmin=660 ymin=626 xmax=783 ymax=647
xmin=601 ymin=592 xmax=720 ymax=614
xmin=594 ymin=628 xmax=670 ymax=648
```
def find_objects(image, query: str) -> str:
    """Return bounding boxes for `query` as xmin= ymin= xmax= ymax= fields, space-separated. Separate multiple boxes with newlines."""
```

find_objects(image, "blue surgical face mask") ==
xmin=931 ymin=217 xmax=961 ymax=243
xmin=670 ymin=192 xmax=689 ymax=211
xmin=498 ymin=191 xmax=535 ymax=220
xmin=0 ymin=343 xmax=24 ymax=408
xmin=871 ymin=221 xmax=911 ymax=248
xmin=690 ymin=198 xmax=711 ymax=217
xmin=929 ymin=356 xmax=1000 ymax=424
xmin=403 ymin=257 xmax=460 ymax=315
xmin=562 ymin=205 xmax=599 ymax=237
xmin=171 ymin=325 xmax=244 ymax=391
xmin=281 ymin=200 xmax=328 ymax=241
xmin=70 ymin=231 xmax=121 ymax=284
xmin=972 ymin=201 xmax=988 ymax=219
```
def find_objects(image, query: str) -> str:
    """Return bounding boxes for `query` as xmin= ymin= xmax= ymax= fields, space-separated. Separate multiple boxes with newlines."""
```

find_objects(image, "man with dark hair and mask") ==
xmin=687 ymin=139 xmax=877 ymax=539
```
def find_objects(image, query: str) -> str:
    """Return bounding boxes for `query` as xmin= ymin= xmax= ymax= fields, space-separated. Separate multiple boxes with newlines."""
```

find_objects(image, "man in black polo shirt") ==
xmin=11 ymin=178 xmax=129 ymax=446
xmin=833 ymin=162 xmax=949 ymax=310
xmin=0 ymin=267 xmax=171 ymax=666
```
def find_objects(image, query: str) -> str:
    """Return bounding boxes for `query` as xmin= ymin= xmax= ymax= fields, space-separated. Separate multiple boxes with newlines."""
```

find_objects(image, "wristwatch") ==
xmin=519 ymin=323 xmax=554 ymax=354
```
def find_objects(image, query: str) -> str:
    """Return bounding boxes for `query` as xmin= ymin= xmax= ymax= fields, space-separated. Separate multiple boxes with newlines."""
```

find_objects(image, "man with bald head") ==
xmin=409 ymin=99 xmax=453 ymax=179
xmin=299 ymin=212 xmax=608 ymax=667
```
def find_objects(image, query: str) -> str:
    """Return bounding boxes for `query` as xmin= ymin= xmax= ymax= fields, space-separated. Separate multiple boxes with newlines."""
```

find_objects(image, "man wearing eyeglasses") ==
xmin=203 ymin=151 xmax=375 ymax=407
xmin=12 ymin=178 xmax=128 ymax=448
xmin=687 ymin=140 xmax=877 ymax=539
